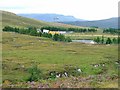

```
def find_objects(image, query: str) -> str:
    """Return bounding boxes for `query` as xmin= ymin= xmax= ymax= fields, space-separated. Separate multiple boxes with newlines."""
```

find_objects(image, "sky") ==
xmin=0 ymin=0 xmax=119 ymax=20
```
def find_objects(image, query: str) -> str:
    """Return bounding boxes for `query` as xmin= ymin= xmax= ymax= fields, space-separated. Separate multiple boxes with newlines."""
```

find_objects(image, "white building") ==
xmin=43 ymin=29 xmax=49 ymax=33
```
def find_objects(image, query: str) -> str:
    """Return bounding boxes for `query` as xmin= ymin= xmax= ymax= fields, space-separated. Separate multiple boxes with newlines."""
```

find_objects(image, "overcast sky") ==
xmin=0 ymin=0 xmax=119 ymax=20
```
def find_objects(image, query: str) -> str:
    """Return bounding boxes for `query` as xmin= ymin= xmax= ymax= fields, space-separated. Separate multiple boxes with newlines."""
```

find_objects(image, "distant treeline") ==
xmin=3 ymin=26 xmax=39 ymax=36
xmin=41 ymin=26 xmax=97 ymax=32
xmin=103 ymin=28 xmax=119 ymax=34
xmin=94 ymin=36 xmax=120 ymax=44
xmin=2 ymin=26 xmax=72 ymax=42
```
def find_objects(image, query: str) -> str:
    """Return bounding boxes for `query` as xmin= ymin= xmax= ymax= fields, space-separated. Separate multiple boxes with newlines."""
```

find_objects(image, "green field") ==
xmin=2 ymin=32 xmax=118 ymax=88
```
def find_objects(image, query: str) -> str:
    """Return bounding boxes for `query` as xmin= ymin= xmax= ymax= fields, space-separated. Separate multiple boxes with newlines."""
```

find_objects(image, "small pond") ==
xmin=72 ymin=40 xmax=96 ymax=44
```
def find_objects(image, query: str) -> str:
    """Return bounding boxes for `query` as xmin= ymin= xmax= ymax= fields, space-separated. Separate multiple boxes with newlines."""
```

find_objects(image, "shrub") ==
xmin=65 ymin=37 xmax=72 ymax=42
xmin=53 ymin=34 xmax=59 ymax=41
xmin=64 ymin=66 xmax=81 ymax=77
xmin=29 ymin=30 xmax=38 ymax=36
xmin=106 ymin=37 xmax=112 ymax=44
xmin=94 ymin=37 xmax=100 ymax=44
xmin=112 ymin=38 xmax=117 ymax=44
xmin=42 ymin=33 xmax=52 ymax=38
xmin=92 ymin=67 xmax=104 ymax=75
xmin=101 ymin=36 xmax=104 ymax=44
xmin=58 ymin=34 xmax=65 ymax=41
xmin=27 ymin=65 xmax=42 ymax=81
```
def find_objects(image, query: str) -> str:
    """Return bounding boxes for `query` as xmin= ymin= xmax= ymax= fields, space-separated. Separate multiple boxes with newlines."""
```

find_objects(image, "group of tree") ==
xmin=3 ymin=26 xmax=20 ymax=33
xmin=68 ymin=28 xmax=97 ymax=32
xmin=41 ymin=32 xmax=52 ymax=38
xmin=41 ymin=26 xmax=67 ymax=32
xmin=3 ymin=26 xmax=38 ymax=36
xmin=53 ymin=34 xmax=72 ymax=42
xmin=103 ymin=28 xmax=119 ymax=34
xmin=41 ymin=26 xmax=97 ymax=33
xmin=94 ymin=36 xmax=120 ymax=44
xmin=2 ymin=26 xmax=72 ymax=42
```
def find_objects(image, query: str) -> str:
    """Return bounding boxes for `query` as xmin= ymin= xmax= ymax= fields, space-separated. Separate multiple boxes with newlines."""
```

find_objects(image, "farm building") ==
xmin=42 ymin=29 xmax=67 ymax=35
xmin=49 ymin=31 xmax=60 ymax=35
xmin=43 ymin=29 xmax=49 ymax=33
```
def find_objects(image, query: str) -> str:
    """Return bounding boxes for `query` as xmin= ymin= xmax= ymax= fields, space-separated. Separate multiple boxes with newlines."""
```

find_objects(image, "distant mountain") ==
xmin=18 ymin=14 xmax=85 ymax=22
xmin=60 ymin=18 xmax=118 ymax=29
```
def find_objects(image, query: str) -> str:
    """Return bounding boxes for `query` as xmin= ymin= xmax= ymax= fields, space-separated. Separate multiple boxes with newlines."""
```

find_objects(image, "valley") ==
xmin=1 ymin=10 xmax=119 ymax=88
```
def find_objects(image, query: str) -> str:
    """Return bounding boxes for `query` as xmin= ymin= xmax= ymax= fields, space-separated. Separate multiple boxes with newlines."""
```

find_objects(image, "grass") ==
xmin=2 ymin=32 xmax=118 ymax=88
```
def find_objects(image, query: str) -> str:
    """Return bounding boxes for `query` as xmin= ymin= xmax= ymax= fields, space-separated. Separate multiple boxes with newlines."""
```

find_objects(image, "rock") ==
xmin=64 ymin=72 xmax=68 ymax=77
xmin=21 ymin=65 xmax=24 ymax=68
xmin=77 ymin=68 xmax=82 ymax=72
xmin=102 ymin=64 xmax=105 ymax=66
xmin=56 ymin=73 xmax=61 ymax=78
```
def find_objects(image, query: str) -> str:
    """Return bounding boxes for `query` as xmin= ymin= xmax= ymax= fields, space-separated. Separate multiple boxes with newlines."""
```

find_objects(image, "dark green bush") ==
xmin=27 ymin=65 xmax=42 ymax=81
xmin=106 ymin=37 xmax=112 ymax=44
xmin=65 ymin=37 xmax=72 ymax=42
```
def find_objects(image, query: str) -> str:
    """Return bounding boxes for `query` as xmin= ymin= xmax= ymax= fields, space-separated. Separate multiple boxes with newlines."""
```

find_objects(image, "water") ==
xmin=72 ymin=40 xmax=95 ymax=44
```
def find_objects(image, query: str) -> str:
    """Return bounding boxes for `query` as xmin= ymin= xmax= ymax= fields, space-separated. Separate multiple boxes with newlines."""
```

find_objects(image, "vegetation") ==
xmin=94 ymin=36 xmax=119 ymax=44
xmin=42 ymin=33 xmax=52 ymax=38
xmin=2 ymin=32 xmax=118 ymax=88
xmin=41 ymin=26 xmax=97 ymax=33
xmin=27 ymin=65 xmax=43 ymax=81
xmin=103 ymin=28 xmax=119 ymax=34
xmin=65 ymin=37 xmax=72 ymax=42
xmin=106 ymin=38 xmax=112 ymax=44
xmin=2 ymin=26 xmax=72 ymax=42
xmin=94 ymin=37 xmax=101 ymax=44
xmin=52 ymin=34 xmax=71 ymax=42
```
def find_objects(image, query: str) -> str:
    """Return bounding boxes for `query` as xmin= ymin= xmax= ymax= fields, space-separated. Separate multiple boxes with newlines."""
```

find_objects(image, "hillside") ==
xmin=18 ymin=13 xmax=85 ymax=22
xmin=1 ymin=10 xmax=51 ymax=28
xmin=60 ymin=18 xmax=118 ymax=29
xmin=1 ymin=10 xmax=87 ymax=29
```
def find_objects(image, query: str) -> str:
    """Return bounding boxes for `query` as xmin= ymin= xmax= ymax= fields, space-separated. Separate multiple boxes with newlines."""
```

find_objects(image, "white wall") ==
xmin=43 ymin=29 xmax=49 ymax=33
